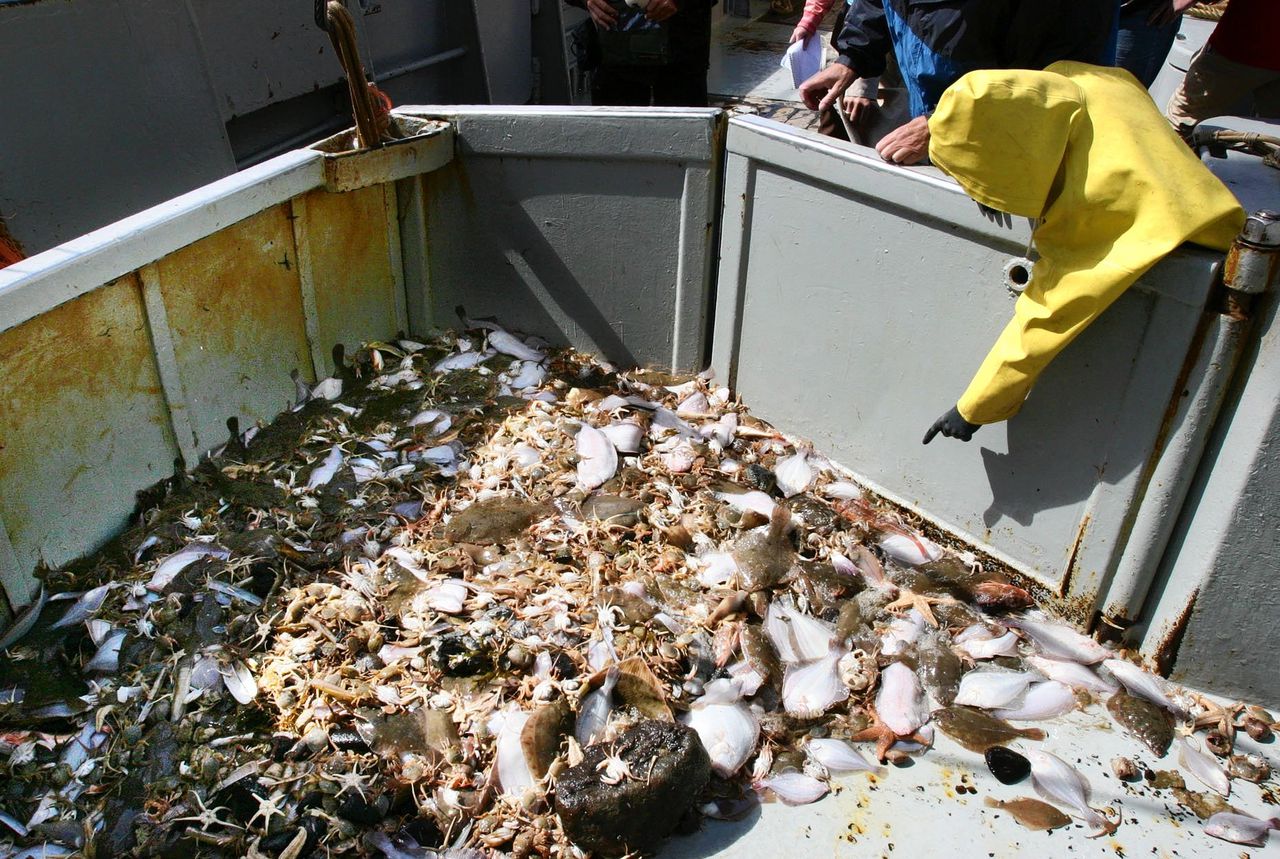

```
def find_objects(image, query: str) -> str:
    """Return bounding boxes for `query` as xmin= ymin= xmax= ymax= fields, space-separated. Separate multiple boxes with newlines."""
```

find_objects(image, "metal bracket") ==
xmin=1223 ymin=210 xmax=1280 ymax=303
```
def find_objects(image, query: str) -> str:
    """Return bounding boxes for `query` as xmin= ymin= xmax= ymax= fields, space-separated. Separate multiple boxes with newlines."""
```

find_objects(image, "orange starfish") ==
xmin=850 ymin=712 xmax=932 ymax=763
xmin=883 ymin=588 xmax=958 ymax=628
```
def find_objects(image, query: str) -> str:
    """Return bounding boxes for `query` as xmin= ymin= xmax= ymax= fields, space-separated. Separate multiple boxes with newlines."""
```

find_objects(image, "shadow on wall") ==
xmin=422 ymin=155 xmax=704 ymax=370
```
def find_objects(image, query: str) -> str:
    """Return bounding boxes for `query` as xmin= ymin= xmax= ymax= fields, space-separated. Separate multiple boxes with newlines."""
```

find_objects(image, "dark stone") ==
xmin=554 ymin=720 xmax=711 ymax=857
xmin=984 ymin=746 xmax=1031 ymax=784
xmin=743 ymin=464 xmax=777 ymax=494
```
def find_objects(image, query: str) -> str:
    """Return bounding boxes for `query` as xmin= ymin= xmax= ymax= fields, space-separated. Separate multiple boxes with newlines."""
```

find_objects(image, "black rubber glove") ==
xmin=922 ymin=406 xmax=980 ymax=444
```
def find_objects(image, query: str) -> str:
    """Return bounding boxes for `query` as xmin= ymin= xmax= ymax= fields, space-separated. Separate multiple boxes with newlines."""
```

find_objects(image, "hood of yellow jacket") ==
xmin=928 ymin=69 xmax=1084 ymax=220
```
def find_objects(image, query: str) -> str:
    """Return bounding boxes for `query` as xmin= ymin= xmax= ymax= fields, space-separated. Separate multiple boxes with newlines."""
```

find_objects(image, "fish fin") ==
xmin=1084 ymin=807 xmax=1121 ymax=839
xmin=767 ymin=504 xmax=793 ymax=541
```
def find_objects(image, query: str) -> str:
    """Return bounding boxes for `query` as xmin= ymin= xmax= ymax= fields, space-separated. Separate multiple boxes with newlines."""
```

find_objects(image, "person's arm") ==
xmin=791 ymin=0 xmax=838 ymax=43
xmin=833 ymin=0 xmax=892 ymax=78
xmin=799 ymin=0 xmax=890 ymax=112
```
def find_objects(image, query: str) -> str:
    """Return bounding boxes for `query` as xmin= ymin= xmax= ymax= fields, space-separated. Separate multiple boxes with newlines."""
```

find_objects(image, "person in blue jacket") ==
xmin=799 ymin=0 xmax=1118 ymax=165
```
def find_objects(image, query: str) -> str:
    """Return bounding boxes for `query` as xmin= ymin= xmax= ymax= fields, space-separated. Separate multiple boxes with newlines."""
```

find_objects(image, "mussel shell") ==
xmin=984 ymin=746 xmax=1031 ymax=785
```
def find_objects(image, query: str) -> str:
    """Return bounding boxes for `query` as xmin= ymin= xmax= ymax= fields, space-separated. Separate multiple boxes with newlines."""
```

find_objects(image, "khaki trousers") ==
xmin=1166 ymin=45 xmax=1280 ymax=129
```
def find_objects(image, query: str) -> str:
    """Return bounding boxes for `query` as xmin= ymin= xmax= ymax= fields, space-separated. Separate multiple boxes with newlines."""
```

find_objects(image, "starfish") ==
xmin=324 ymin=766 xmax=373 ymax=800
xmin=883 ymin=588 xmax=958 ymax=628
xmin=850 ymin=713 xmax=932 ymax=763
xmin=1191 ymin=693 xmax=1243 ymax=741
xmin=247 ymin=789 xmax=288 ymax=832
xmin=176 ymin=792 xmax=244 ymax=831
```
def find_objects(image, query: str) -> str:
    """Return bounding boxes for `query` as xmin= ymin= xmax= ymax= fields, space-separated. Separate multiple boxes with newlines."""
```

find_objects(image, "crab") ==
xmin=595 ymin=746 xmax=636 ymax=785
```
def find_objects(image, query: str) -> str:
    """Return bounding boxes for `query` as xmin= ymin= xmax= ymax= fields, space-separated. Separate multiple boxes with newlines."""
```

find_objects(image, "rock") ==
xmin=554 ymin=720 xmax=711 ymax=857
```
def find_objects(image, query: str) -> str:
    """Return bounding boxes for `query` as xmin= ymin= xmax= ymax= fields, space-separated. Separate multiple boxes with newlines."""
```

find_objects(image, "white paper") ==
xmin=780 ymin=37 xmax=822 ymax=90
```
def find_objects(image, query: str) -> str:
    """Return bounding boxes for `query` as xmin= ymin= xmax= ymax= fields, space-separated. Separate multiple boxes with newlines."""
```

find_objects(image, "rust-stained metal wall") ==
xmin=0 ymin=275 xmax=178 ymax=604
xmin=0 ymin=109 xmax=727 ymax=610
xmin=0 ymin=125 xmax=443 ymax=607
xmin=151 ymin=205 xmax=315 ymax=457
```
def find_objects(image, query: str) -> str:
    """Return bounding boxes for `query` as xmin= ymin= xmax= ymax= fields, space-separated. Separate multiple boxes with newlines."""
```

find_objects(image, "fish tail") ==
xmin=768 ymin=504 xmax=793 ymax=541
xmin=983 ymin=797 xmax=1002 ymax=809
xmin=1019 ymin=727 xmax=1047 ymax=741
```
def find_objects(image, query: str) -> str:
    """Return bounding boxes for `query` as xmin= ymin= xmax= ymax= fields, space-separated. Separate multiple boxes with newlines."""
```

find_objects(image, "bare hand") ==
xmin=875 ymin=116 xmax=930 ymax=165
xmin=842 ymin=94 xmax=876 ymax=136
xmin=1149 ymin=0 xmax=1198 ymax=26
xmin=790 ymin=25 xmax=814 ymax=45
xmin=646 ymin=0 xmax=678 ymax=22
xmin=586 ymin=0 xmax=620 ymax=29
xmin=799 ymin=63 xmax=856 ymax=112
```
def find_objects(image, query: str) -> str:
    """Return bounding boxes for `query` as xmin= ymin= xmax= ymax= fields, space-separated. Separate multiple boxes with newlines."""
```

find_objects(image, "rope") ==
xmin=1187 ymin=1 xmax=1228 ymax=22
xmin=322 ymin=0 xmax=389 ymax=149
xmin=1195 ymin=128 xmax=1280 ymax=170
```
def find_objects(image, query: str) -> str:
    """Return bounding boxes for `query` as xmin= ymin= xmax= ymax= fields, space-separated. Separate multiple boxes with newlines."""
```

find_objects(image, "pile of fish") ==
xmin=1 ymin=316 xmax=1278 ymax=858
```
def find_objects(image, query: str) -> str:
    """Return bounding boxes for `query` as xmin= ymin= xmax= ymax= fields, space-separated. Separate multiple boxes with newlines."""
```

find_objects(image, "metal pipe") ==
xmin=1102 ymin=210 xmax=1280 ymax=633
xmin=237 ymin=118 xmax=351 ymax=169
xmin=371 ymin=45 xmax=469 ymax=84
xmin=1099 ymin=304 xmax=1250 ymax=629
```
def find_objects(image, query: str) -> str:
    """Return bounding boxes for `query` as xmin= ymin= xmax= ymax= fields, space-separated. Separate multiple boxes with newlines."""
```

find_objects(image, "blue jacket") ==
xmin=834 ymin=0 xmax=1118 ymax=117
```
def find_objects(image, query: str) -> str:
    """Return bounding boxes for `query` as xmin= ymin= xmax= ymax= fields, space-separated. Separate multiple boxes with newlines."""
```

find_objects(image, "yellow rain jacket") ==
xmin=927 ymin=62 xmax=1244 ymax=425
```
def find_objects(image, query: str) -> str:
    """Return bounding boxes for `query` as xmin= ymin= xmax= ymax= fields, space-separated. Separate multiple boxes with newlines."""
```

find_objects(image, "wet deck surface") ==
xmin=668 ymin=700 xmax=1280 ymax=857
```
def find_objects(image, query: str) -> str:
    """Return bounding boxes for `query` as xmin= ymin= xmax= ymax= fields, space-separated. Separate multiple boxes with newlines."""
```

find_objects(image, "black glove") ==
xmin=977 ymin=202 xmax=1011 ymax=228
xmin=922 ymin=406 xmax=980 ymax=444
